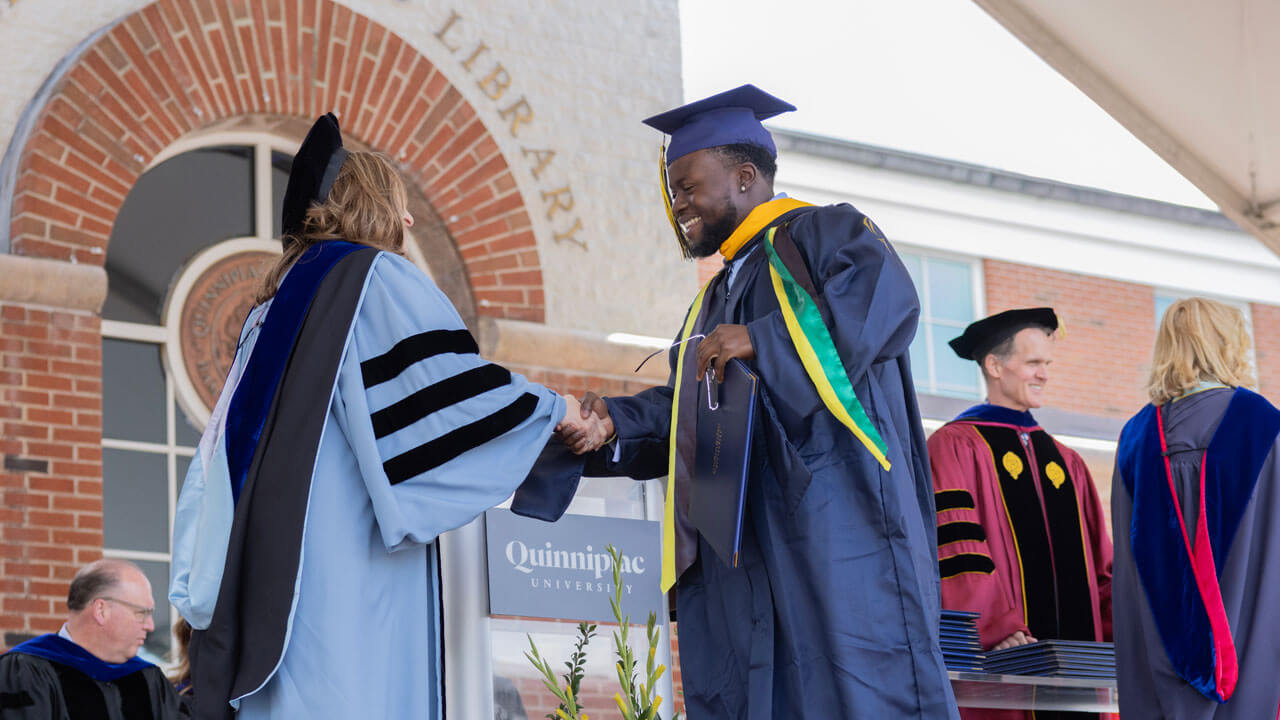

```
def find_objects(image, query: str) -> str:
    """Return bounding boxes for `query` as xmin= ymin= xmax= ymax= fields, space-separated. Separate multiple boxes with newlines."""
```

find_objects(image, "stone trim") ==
xmin=0 ymin=254 xmax=106 ymax=312
xmin=476 ymin=317 xmax=668 ymax=386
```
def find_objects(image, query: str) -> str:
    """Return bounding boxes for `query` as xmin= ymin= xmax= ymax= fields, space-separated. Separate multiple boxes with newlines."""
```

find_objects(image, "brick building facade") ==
xmin=4 ymin=1 xmax=1280 ymax=718
xmin=1 ymin=0 xmax=682 ymax=716
xmin=768 ymin=130 xmax=1280 ymax=542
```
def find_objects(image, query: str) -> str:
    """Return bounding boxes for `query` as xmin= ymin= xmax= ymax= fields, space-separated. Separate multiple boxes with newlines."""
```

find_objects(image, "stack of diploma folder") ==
xmin=938 ymin=610 xmax=985 ymax=672
xmin=982 ymin=640 xmax=1116 ymax=679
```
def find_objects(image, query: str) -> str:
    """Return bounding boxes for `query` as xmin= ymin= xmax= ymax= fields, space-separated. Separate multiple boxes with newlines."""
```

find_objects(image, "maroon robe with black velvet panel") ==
xmin=929 ymin=404 xmax=1113 ymax=720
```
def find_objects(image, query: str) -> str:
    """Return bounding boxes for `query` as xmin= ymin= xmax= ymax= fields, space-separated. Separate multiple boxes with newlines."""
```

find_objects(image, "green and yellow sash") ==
xmin=659 ymin=202 xmax=890 ymax=592
xmin=761 ymin=224 xmax=891 ymax=469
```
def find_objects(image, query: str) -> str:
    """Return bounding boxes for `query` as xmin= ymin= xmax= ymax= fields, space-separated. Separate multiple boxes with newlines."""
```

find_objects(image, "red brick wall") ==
xmin=1251 ymin=303 xmax=1280 ymax=398
xmin=0 ymin=304 xmax=103 ymax=643
xmin=512 ymin=675 xmax=627 ymax=720
xmin=10 ymin=0 xmax=544 ymax=322
xmin=983 ymin=260 xmax=1155 ymax=419
xmin=697 ymin=255 xmax=719 ymax=286
xmin=670 ymin=622 xmax=682 ymax=713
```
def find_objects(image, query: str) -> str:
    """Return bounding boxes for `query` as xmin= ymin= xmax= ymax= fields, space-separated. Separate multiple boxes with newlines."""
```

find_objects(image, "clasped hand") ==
xmin=556 ymin=394 xmax=613 ymax=455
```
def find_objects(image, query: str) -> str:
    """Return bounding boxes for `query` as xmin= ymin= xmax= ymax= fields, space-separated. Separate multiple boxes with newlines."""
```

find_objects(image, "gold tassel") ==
xmin=659 ymin=143 xmax=692 ymax=259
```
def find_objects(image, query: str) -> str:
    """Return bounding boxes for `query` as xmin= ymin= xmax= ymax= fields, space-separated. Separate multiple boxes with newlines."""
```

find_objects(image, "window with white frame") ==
xmin=1155 ymin=291 xmax=1253 ymax=331
xmin=899 ymin=250 xmax=984 ymax=399
xmin=101 ymin=138 xmax=294 ymax=661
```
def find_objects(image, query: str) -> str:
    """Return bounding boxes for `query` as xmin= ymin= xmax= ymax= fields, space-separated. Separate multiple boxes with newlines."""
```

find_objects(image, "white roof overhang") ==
xmin=973 ymin=0 xmax=1280 ymax=254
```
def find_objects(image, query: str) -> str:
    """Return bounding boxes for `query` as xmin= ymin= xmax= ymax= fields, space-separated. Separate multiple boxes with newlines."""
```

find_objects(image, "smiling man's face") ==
xmin=983 ymin=327 xmax=1054 ymax=412
xmin=666 ymin=148 xmax=745 ymax=258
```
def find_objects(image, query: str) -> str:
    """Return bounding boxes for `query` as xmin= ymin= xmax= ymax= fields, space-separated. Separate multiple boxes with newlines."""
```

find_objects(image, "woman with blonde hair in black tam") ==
xmin=1113 ymin=297 xmax=1280 ymax=719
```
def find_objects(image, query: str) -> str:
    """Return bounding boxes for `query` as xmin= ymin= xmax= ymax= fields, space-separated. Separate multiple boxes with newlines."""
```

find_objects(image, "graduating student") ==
xmin=557 ymin=85 xmax=958 ymax=719
xmin=0 ymin=560 xmax=186 ymax=720
xmin=1113 ymin=298 xmax=1280 ymax=719
xmin=927 ymin=308 xmax=1112 ymax=720
xmin=169 ymin=114 xmax=589 ymax=720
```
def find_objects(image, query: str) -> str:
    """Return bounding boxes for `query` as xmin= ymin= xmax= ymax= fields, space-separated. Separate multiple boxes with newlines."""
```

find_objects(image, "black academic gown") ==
xmin=0 ymin=635 xmax=187 ymax=720
xmin=583 ymin=204 xmax=958 ymax=719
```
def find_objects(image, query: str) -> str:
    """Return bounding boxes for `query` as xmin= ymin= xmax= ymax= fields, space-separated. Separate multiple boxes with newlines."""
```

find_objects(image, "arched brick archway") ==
xmin=8 ymin=0 xmax=544 ymax=322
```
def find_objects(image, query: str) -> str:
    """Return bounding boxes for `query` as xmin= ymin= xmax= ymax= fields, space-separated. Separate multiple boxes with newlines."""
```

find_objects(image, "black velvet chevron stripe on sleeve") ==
xmin=383 ymin=392 xmax=541 ymax=484
xmin=939 ymin=553 xmax=995 ymax=578
xmin=937 ymin=521 xmax=988 ymax=546
xmin=361 ymin=329 xmax=480 ymax=388
xmin=934 ymin=488 xmax=976 ymax=512
xmin=370 ymin=364 xmax=513 ymax=439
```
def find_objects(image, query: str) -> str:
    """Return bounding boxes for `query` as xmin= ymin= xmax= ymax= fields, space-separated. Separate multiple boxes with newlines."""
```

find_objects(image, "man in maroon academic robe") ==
xmin=928 ymin=308 xmax=1112 ymax=720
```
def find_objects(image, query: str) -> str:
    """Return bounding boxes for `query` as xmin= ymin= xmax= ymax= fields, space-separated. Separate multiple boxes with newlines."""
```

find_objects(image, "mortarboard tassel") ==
xmin=659 ymin=143 xmax=693 ymax=259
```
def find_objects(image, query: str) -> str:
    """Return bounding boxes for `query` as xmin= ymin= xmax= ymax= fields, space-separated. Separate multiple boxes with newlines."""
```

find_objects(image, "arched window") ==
xmin=94 ymin=133 xmax=668 ymax=709
xmin=96 ymin=127 xmax=463 ymax=665
xmin=100 ymin=136 xmax=293 ymax=660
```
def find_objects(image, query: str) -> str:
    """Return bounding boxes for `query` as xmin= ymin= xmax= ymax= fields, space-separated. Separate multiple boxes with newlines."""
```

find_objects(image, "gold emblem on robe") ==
xmin=1046 ymin=461 xmax=1066 ymax=489
xmin=1002 ymin=451 xmax=1023 ymax=479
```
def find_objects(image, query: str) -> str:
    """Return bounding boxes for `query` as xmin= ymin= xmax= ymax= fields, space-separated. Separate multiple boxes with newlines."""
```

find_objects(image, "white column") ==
xmin=441 ymin=516 xmax=495 ymax=719
xmin=642 ymin=477 xmax=677 ymax=719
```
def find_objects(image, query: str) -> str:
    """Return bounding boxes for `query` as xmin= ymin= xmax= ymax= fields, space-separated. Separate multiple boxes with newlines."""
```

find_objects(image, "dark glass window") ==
xmin=135 ymin=559 xmax=173 ymax=659
xmin=99 ymin=141 xmax=293 ymax=660
xmin=104 ymin=146 xmax=254 ymax=323
xmin=176 ymin=454 xmax=192 ymax=499
xmin=174 ymin=395 xmax=202 ymax=447
xmin=102 ymin=449 xmax=169 ymax=553
xmin=271 ymin=151 xmax=293 ymax=239
xmin=102 ymin=339 xmax=166 ymax=443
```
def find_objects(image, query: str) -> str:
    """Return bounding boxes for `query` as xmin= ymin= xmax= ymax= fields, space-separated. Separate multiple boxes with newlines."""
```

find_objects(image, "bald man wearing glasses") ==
xmin=0 ymin=558 xmax=186 ymax=719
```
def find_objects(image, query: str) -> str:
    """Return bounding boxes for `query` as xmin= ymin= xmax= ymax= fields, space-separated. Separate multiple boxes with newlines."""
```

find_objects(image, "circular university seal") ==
xmin=163 ymin=239 xmax=281 ymax=428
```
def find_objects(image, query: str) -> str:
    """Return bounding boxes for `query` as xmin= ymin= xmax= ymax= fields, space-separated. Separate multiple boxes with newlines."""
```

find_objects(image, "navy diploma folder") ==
xmin=690 ymin=358 xmax=758 ymax=569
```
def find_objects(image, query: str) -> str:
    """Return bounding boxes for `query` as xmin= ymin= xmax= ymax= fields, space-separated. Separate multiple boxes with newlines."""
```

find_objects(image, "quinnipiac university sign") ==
xmin=484 ymin=509 xmax=662 ymax=623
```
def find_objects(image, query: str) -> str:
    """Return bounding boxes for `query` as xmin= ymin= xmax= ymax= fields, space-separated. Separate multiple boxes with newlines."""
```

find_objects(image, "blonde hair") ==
xmin=256 ymin=151 xmax=408 ymax=303
xmin=1146 ymin=297 xmax=1254 ymax=405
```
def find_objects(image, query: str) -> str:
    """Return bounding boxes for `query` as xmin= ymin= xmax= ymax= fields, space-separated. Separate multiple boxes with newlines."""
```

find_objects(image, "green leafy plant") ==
xmin=606 ymin=541 xmax=676 ymax=720
xmin=525 ymin=620 xmax=596 ymax=720
xmin=524 ymin=544 xmax=680 ymax=720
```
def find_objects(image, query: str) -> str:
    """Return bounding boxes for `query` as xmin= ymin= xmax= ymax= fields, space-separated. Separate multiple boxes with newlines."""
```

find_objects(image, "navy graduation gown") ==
xmin=588 ymin=204 xmax=958 ymax=719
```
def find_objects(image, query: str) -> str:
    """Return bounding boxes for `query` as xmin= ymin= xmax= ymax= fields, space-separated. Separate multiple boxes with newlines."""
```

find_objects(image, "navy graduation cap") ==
xmin=642 ymin=84 xmax=795 ymax=163
xmin=949 ymin=307 xmax=1059 ymax=361
xmin=281 ymin=113 xmax=349 ymax=246
xmin=643 ymin=85 xmax=795 ymax=256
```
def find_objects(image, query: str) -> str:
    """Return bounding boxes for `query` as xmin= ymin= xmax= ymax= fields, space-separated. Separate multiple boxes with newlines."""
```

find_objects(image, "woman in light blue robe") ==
xmin=169 ymin=118 xmax=583 ymax=720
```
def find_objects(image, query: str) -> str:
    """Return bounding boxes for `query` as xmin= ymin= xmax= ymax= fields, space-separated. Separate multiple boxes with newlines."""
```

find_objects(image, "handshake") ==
xmin=556 ymin=393 xmax=614 ymax=455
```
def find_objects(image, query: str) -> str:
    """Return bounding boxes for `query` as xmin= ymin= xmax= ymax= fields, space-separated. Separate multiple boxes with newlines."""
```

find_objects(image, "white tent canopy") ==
xmin=974 ymin=0 xmax=1280 ymax=254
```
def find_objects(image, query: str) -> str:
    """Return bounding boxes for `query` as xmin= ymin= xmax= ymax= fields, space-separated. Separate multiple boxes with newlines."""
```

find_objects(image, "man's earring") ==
xmin=740 ymin=184 xmax=746 ymax=192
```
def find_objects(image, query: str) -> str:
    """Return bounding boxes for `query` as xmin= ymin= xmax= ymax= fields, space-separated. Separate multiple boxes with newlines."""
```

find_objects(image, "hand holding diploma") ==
xmin=695 ymin=323 xmax=755 ymax=382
